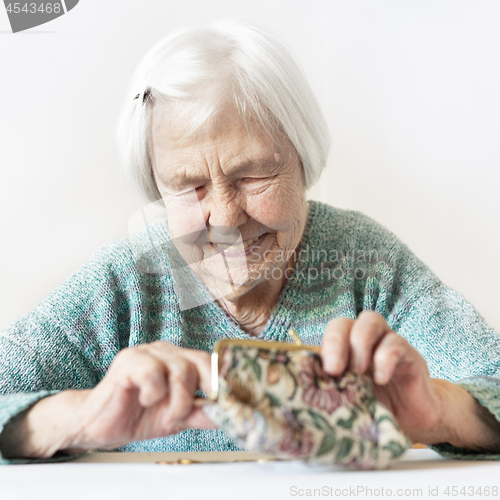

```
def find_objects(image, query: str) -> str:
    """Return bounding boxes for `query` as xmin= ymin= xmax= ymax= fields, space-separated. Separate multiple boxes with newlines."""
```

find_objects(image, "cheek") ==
xmin=165 ymin=203 xmax=206 ymax=266
xmin=246 ymin=183 xmax=306 ymax=235
xmin=245 ymin=195 xmax=276 ymax=227
xmin=164 ymin=196 xmax=207 ymax=243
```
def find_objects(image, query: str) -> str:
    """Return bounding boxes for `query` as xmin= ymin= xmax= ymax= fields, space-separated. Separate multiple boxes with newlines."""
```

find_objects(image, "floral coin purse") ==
xmin=202 ymin=336 xmax=411 ymax=469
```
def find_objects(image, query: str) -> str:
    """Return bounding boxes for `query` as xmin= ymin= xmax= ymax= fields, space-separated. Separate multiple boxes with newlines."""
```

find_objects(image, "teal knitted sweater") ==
xmin=1 ymin=201 xmax=500 ymax=464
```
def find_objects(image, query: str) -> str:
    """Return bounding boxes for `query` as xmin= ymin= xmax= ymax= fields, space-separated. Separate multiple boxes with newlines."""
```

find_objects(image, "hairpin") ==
xmin=133 ymin=89 xmax=151 ymax=105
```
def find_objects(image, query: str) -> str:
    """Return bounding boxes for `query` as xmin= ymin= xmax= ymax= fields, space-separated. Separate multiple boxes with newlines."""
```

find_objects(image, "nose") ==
xmin=205 ymin=191 xmax=248 ymax=230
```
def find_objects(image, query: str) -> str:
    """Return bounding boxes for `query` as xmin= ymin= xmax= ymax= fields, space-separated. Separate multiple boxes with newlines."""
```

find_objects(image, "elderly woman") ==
xmin=1 ymin=21 xmax=500 ymax=463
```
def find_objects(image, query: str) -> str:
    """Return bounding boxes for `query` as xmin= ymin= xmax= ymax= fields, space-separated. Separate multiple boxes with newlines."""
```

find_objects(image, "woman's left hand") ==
xmin=321 ymin=311 xmax=458 ymax=445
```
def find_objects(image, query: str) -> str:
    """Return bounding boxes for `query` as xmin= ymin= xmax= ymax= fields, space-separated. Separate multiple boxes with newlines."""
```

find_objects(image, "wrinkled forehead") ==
xmin=149 ymin=98 xmax=287 ymax=153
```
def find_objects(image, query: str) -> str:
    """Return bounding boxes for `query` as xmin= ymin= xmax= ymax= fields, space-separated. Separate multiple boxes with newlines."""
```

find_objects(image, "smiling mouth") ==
xmin=204 ymin=233 xmax=268 ymax=257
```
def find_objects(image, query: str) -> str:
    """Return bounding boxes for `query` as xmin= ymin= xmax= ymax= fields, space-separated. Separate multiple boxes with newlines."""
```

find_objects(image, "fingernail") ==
xmin=375 ymin=369 xmax=387 ymax=384
xmin=350 ymin=358 xmax=364 ymax=373
xmin=351 ymin=361 xmax=361 ymax=373
xmin=323 ymin=355 xmax=338 ymax=373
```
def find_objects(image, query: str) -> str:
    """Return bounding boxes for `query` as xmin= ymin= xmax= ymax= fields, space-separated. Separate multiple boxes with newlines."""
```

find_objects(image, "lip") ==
xmin=205 ymin=233 xmax=268 ymax=258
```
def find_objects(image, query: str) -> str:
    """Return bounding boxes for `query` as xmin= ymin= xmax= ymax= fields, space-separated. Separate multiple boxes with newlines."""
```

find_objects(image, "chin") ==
xmin=200 ymin=258 xmax=282 ymax=297
xmin=197 ymin=267 xmax=259 ymax=290
xmin=217 ymin=286 xmax=252 ymax=303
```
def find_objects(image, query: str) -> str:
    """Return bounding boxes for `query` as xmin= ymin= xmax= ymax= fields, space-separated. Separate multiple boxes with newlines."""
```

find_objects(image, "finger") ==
xmin=146 ymin=342 xmax=213 ymax=396
xmin=156 ymin=354 xmax=199 ymax=424
xmin=174 ymin=349 xmax=213 ymax=396
xmin=113 ymin=350 xmax=170 ymax=407
xmin=185 ymin=407 xmax=218 ymax=429
xmin=321 ymin=317 xmax=354 ymax=375
xmin=349 ymin=311 xmax=391 ymax=374
xmin=137 ymin=343 xmax=212 ymax=428
xmin=371 ymin=331 xmax=412 ymax=385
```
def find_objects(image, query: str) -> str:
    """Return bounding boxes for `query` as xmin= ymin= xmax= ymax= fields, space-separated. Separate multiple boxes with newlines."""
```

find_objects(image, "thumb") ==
xmin=185 ymin=407 xmax=218 ymax=429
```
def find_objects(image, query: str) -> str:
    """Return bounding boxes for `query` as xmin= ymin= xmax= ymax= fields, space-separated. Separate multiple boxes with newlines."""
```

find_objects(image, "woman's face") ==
xmin=150 ymin=101 xmax=308 ymax=302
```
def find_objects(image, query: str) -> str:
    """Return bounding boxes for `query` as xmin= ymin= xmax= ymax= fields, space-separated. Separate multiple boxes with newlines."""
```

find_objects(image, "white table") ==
xmin=1 ymin=449 xmax=499 ymax=500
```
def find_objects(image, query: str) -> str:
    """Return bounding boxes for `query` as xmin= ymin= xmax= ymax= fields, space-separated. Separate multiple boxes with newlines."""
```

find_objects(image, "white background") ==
xmin=0 ymin=0 xmax=499 ymax=333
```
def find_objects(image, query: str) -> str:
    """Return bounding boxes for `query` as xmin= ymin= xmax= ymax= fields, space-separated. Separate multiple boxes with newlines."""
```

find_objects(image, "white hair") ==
xmin=116 ymin=20 xmax=331 ymax=202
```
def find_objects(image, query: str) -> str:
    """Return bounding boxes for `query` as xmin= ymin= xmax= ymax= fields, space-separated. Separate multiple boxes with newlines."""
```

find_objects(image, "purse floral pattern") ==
xmin=203 ymin=345 xmax=411 ymax=469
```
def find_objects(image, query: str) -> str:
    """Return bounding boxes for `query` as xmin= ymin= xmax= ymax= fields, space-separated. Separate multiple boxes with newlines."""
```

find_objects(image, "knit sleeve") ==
xmin=350 ymin=211 xmax=500 ymax=458
xmin=0 ymin=392 xmax=89 ymax=464
xmin=395 ymin=286 xmax=500 ymax=460
xmin=0 ymin=239 xmax=136 ymax=464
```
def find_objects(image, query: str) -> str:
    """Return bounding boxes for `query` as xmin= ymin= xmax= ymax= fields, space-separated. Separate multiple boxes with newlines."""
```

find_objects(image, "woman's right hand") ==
xmin=0 ymin=342 xmax=216 ymax=458
xmin=70 ymin=341 xmax=216 ymax=451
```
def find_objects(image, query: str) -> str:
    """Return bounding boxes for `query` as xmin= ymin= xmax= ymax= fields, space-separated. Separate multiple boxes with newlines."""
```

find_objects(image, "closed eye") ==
xmin=238 ymin=176 xmax=274 ymax=184
xmin=236 ymin=177 xmax=275 ymax=195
